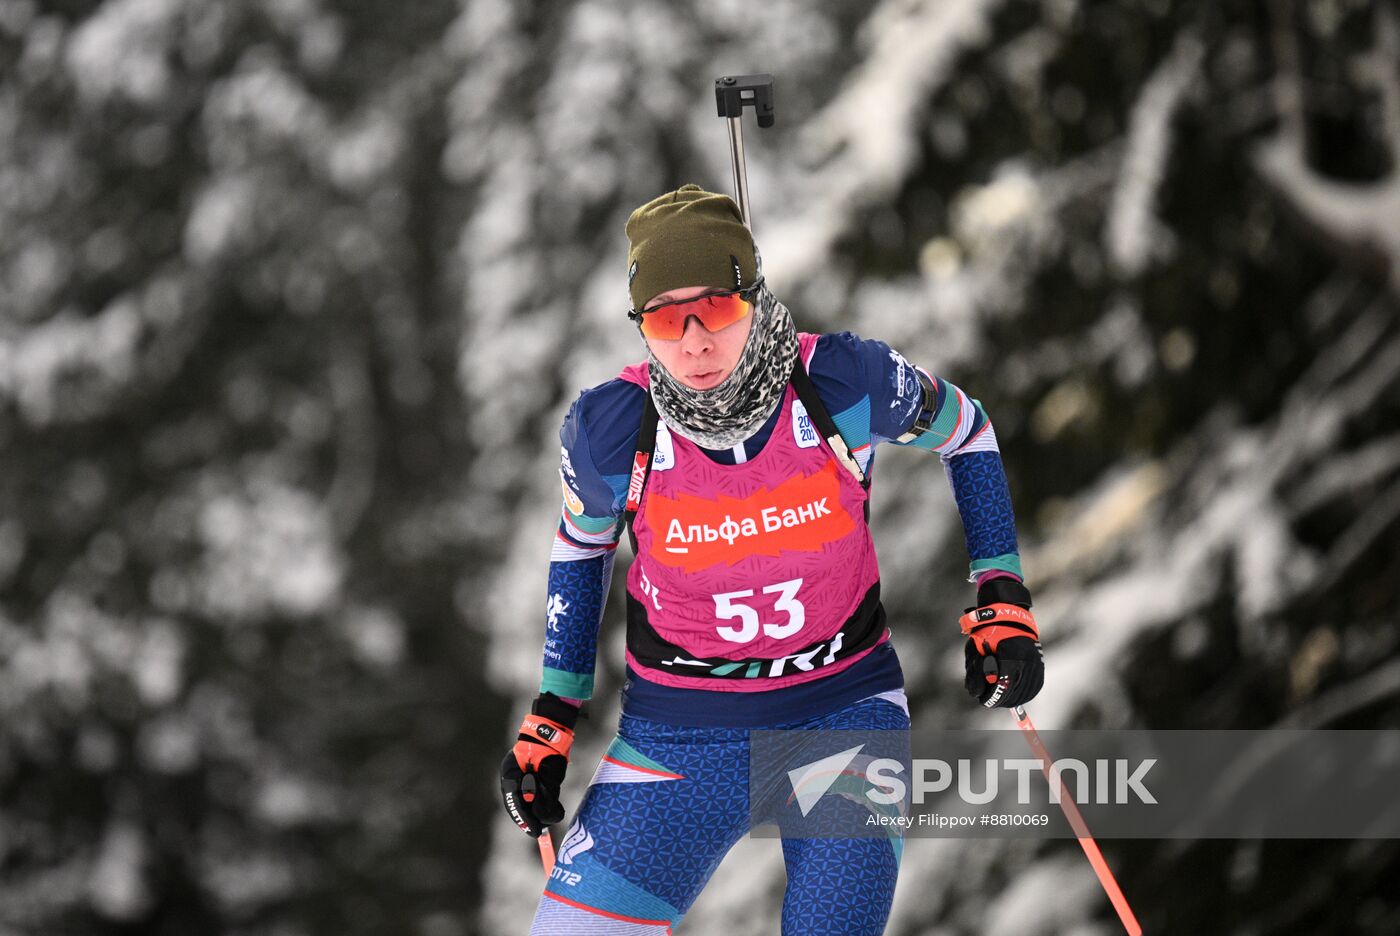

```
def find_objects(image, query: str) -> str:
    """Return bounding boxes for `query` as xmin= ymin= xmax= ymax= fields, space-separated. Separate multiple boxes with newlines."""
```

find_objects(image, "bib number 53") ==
xmin=713 ymin=578 xmax=805 ymax=643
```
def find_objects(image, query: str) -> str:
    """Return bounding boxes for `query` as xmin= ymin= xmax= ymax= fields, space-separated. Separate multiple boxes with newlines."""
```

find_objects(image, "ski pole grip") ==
xmin=714 ymin=74 xmax=776 ymax=127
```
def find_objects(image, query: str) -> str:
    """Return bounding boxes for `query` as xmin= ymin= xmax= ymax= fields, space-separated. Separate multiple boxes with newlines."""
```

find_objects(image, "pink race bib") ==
xmin=621 ymin=336 xmax=887 ymax=691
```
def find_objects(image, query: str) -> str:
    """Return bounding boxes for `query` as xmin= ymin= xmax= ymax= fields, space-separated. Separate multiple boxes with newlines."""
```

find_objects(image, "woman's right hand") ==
xmin=499 ymin=694 xmax=577 ymax=837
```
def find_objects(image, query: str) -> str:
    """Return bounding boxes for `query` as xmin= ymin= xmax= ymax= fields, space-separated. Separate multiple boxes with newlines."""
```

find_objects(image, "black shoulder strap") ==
xmin=620 ymin=388 xmax=660 ymax=550
xmin=789 ymin=355 xmax=869 ymax=490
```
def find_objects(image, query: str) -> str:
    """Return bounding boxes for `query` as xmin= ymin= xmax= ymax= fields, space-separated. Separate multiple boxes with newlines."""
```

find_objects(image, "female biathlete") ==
xmin=500 ymin=184 xmax=1044 ymax=935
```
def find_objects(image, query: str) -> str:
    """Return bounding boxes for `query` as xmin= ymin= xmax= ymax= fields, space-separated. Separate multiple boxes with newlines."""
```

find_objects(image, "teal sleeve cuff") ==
xmin=564 ymin=511 xmax=618 ymax=536
xmin=968 ymin=553 xmax=1023 ymax=583
xmin=540 ymin=667 xmax=595 ymax=700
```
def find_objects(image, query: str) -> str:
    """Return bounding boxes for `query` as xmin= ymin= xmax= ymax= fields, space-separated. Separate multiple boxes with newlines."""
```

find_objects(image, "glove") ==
xmin=499 ymin=694 xmax=578 ymax=837
xmin=960 ymin=577 xmax=1043 ymax=709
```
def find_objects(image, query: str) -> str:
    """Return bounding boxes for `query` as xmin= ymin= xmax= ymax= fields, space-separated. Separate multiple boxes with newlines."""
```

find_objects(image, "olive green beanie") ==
xmin=625 ymin=184 xmax=758 ymax=310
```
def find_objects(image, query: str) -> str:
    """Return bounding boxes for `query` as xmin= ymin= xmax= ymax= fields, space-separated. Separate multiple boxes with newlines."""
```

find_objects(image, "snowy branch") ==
xmin=1253 ymin=3 xmax=1400 ymax=294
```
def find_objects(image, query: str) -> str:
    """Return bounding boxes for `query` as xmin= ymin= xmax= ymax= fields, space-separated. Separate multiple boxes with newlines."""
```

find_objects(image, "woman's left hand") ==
xmin=959 ymin=578 xmax=1044 ymax=709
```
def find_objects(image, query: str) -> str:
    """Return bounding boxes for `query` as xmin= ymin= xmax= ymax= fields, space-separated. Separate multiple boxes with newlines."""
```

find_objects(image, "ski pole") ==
xmin=537 ymin=828 xmax=556 ymax=878
xmin=521 ymin=773 xmax=557 ymax=878
xmin=714 ymin=74 xmax=775 ymax=232
xmin=1004 ymin=687 xmax=1142 ymax=935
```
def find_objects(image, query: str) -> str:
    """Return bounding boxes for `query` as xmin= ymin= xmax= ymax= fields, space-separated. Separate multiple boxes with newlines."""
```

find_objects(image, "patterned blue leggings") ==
xmin=529 ymin=693 xmax=911 ymax=935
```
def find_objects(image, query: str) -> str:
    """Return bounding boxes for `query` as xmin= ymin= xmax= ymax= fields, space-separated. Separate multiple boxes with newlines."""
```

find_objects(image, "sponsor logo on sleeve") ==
xmin=889 ymin=349 xmax=920 ymax=411
xmin=653 ymin=422 xmax=675 ymax=472
xmin=561 ymin=475 xmax=586 ymax=516
xmin=546 ymin=593 xmax=569 ymax=632
xmin=792 ymin=401 xmax=819 ymax=449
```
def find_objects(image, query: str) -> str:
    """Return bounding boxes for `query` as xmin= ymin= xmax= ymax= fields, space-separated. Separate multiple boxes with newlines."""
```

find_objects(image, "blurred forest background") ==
xmin=2 ymin=0 xmax=1398 ymax=933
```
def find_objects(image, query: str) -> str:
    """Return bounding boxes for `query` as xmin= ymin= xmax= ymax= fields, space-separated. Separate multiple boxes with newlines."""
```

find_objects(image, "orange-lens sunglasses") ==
xmin=628 ymin=280 xmax=762 ymax=340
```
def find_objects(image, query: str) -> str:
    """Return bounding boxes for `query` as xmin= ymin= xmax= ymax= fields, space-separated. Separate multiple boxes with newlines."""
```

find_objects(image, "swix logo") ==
xmin=626 ymin=452 xmax=650 ymax=511
xmin=646 ymin=462 xmax=854 ymax=572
